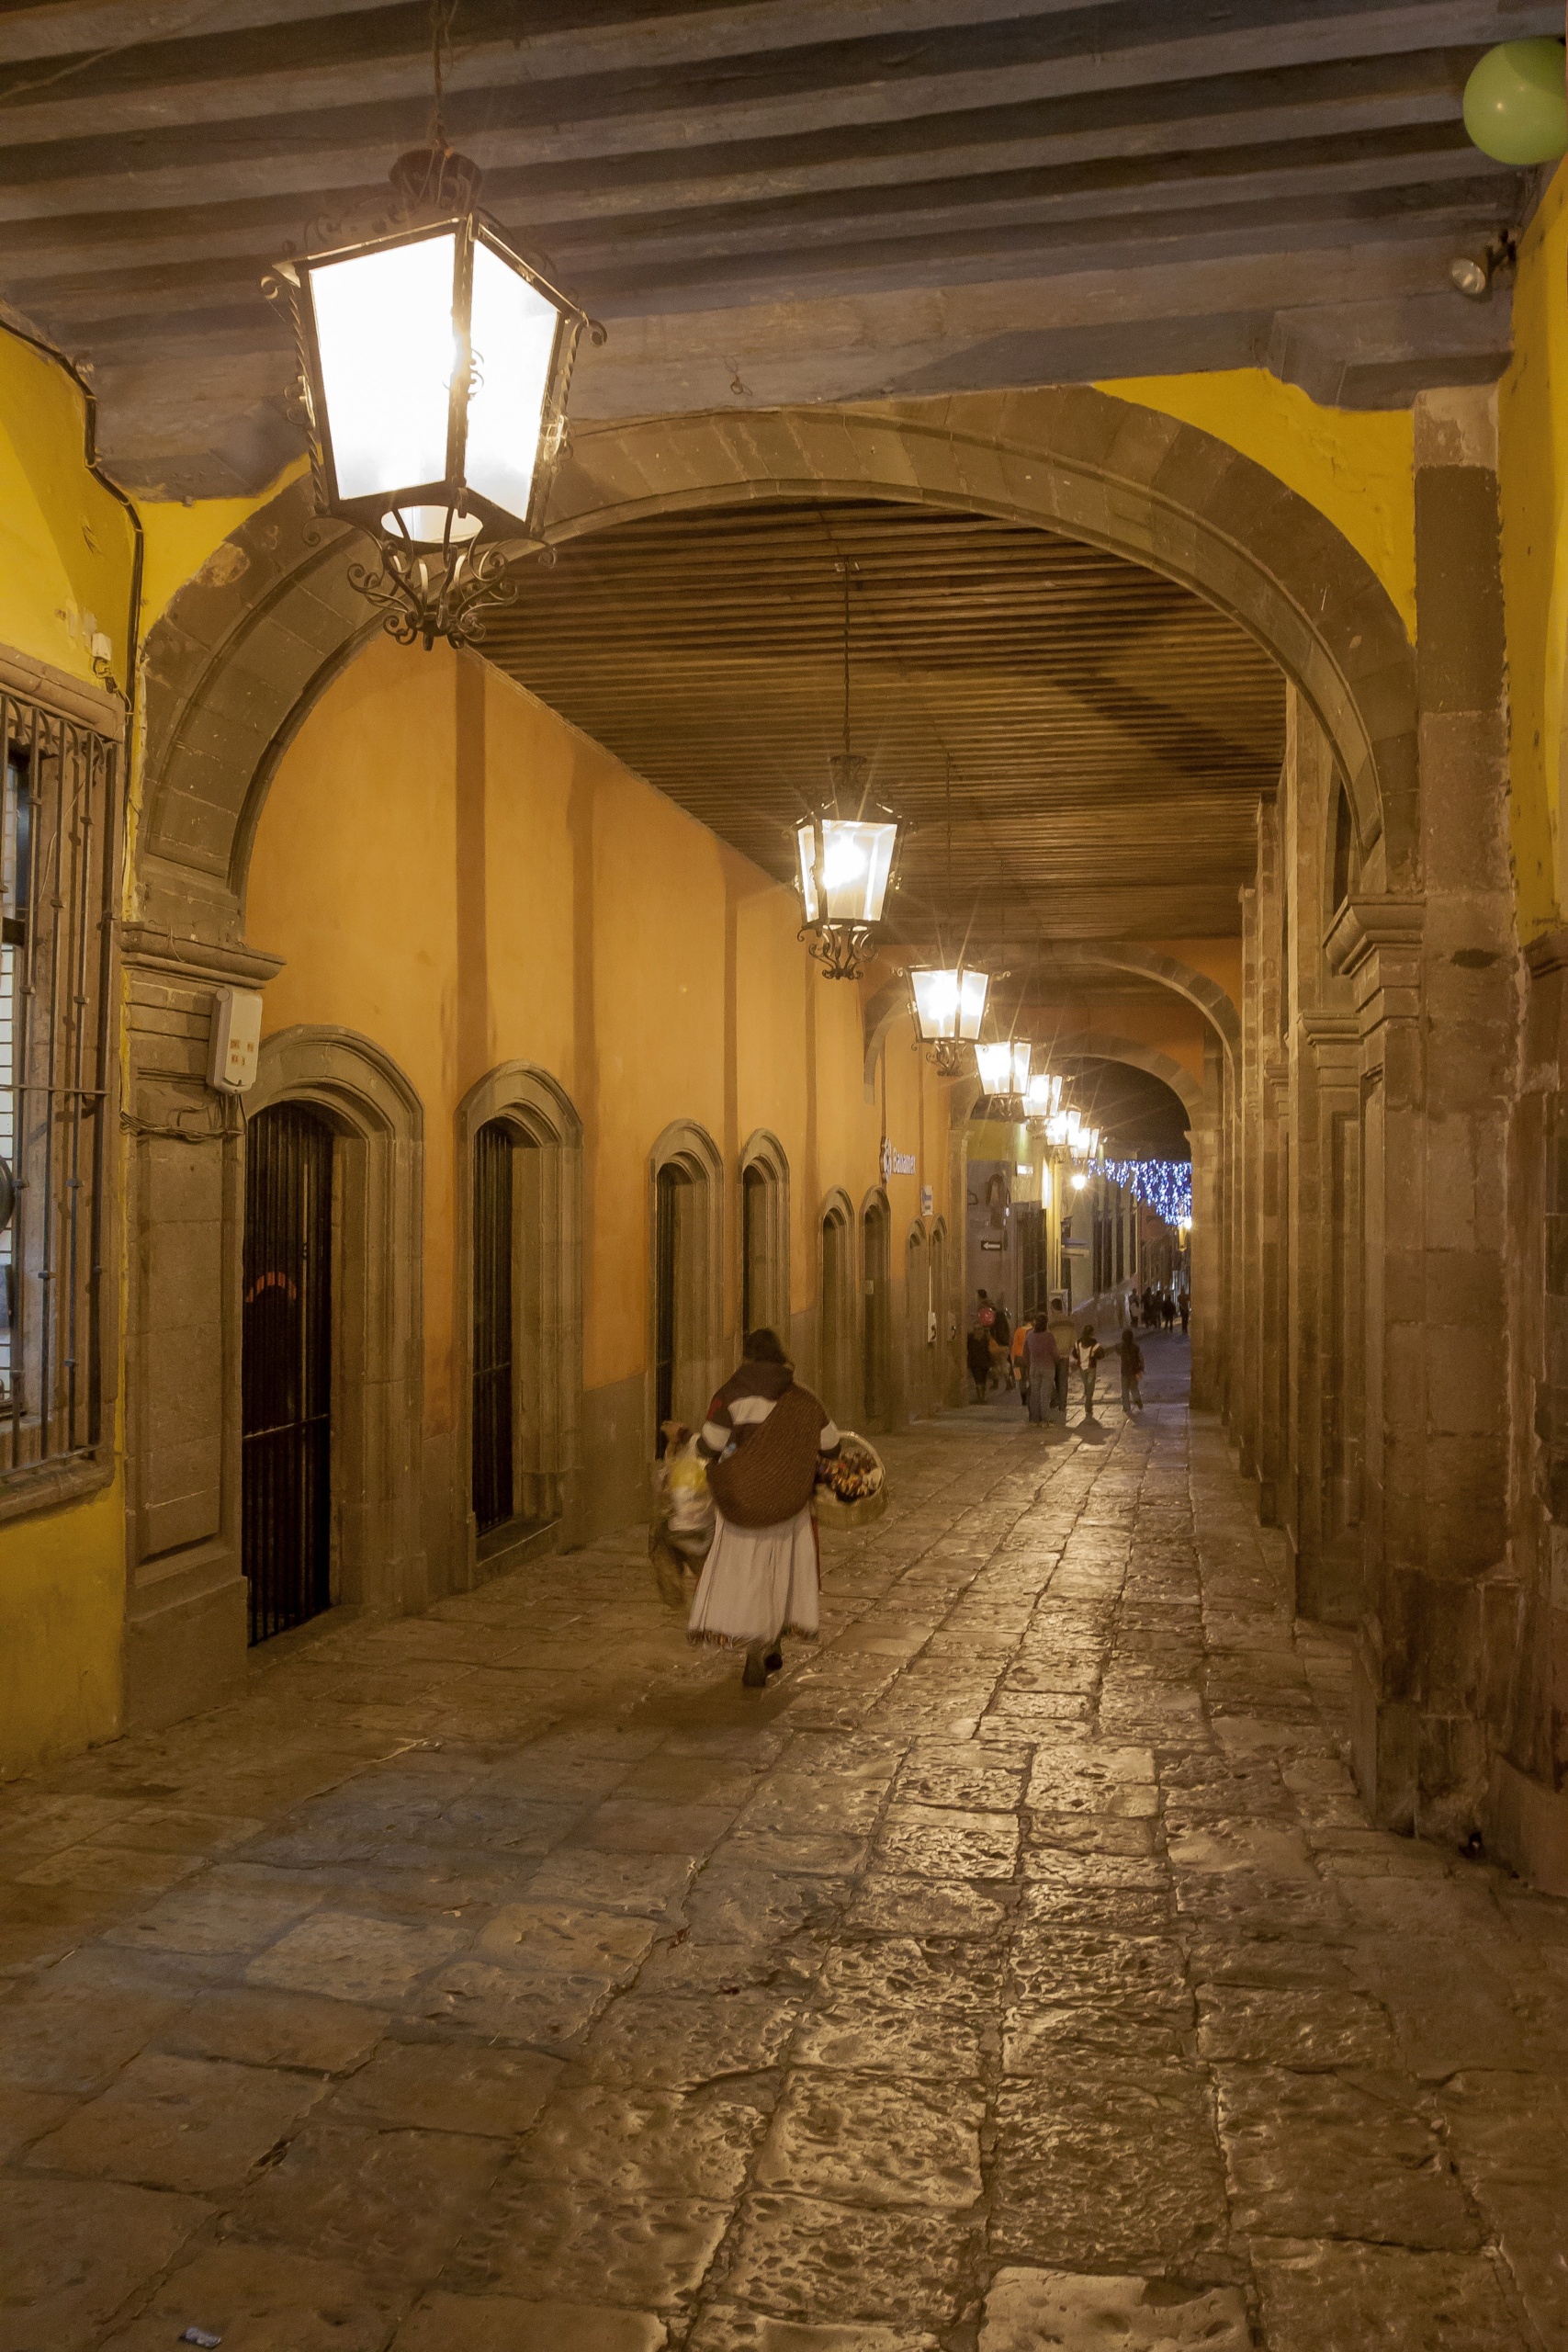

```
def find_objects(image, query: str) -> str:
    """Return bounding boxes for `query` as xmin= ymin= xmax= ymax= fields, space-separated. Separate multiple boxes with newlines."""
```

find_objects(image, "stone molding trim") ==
xmin=453 ymin=1063 xmax=586 ymax=1569
xmin=138 ymin=390 xmax=1418 ymax=954
xmin=648 ymin=1118 xmax=726 ymax=1455
xmin=0 ymin=1445 xmax=115 ymax=1530
xmin=120 ymin=922 xmax=284 ymax=992
xmin=0 ymin=642 xmax=126 ymax=735
xmin=248 ymin=1025 xmax=427 ymax=1619
xmin=1525 ymin=927 xmax=1568 ymax=983
xmin=738 ymin=1127 xmax=792 ymax=1339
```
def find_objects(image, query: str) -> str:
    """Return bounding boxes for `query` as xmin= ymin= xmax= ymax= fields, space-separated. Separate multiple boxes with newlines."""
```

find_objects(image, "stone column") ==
xmin=1348 ymin=384 xmax=1517 ymax=1842
xmin=121 ymin=925 xmax=280 ymax=1733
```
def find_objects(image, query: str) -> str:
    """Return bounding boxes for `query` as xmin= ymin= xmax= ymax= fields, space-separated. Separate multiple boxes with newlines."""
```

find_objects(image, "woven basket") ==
xmin=814 ymin=1431 xmax=888 ymax=1530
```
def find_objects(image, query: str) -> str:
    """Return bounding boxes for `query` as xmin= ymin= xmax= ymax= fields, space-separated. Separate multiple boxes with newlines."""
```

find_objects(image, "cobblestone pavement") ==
xmin=3 ymin=1333 xmax=1565 ymax=2351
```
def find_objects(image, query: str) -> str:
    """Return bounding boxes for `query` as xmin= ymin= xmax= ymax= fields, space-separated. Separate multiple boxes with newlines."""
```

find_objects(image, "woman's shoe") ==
xmin=763 ymin=1647 xmax=784 ymax=1676
xmin=741 ymin=1651 xmax=769 ymax=1688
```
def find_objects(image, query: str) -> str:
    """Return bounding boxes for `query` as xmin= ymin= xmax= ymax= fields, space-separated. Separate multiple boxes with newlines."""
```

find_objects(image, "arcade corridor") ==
xmin=2 ymin=1338 xmax=1562 ymax=2351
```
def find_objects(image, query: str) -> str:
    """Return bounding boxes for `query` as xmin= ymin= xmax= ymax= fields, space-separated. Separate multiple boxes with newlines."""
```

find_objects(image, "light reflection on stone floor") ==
xmin=2 ymin=1332 xmax=1565 ymax=2350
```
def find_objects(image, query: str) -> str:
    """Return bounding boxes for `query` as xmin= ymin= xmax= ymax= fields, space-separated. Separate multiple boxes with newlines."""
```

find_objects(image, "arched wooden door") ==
xmin=243 ymin=1102 xmax=333 ymax=1645
xmin=471 ymin=1118 xmax=514 ymax=1536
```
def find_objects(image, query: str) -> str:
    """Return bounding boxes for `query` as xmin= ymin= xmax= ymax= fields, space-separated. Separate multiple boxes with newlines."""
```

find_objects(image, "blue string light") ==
xmin=1103 ymin=1159 xmax=1192 ymax=1227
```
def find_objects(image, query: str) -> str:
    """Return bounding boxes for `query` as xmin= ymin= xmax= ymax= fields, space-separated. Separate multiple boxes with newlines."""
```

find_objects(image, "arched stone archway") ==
xmin=137 ymin=388 xmax=1416 ymax=948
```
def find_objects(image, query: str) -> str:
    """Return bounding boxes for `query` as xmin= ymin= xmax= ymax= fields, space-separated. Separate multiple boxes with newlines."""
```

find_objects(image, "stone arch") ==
xmin=739 ymin=1127 xmax=791 ymax=1339
xmin=455 ymin=1064 xmax=585 ymax=1572
xmin=1047 ymin=1035 xmax=1205 ymax=1128
xmin=862 ymin=943 xmax=1240 ymax=1094
xmin=248 ymin=1024 xmax=424 ymax=1618
xmin=138 ymin=388 xmax=1416 ymax=949
xmin=648 ymin=1118 xmax=725 ymax=1453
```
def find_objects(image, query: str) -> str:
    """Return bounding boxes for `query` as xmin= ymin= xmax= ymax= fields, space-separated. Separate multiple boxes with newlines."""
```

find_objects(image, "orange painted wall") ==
xmin=245 ymin=636 xmax=946 ymax=1463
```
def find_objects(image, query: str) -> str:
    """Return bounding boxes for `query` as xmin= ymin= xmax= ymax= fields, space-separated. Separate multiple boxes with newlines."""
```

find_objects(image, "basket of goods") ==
xmin=814 ymin=1431 xmax=888 ymax=1529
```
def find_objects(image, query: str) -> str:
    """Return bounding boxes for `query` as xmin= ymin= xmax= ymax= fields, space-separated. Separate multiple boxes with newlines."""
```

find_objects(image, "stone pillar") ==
xmin=1235 ymin=878 xmax=1262 ymax=1477
xmin=1188 ymin=1044 xmax=1224 ymax=1412
xmin=121 ymin=926 xmax=280 ymax=1733
xmin=1348 ymin=387 xmax=1517 ymax=1843
xmin=1292 ymin=1018 xmax=1363 ymax=1623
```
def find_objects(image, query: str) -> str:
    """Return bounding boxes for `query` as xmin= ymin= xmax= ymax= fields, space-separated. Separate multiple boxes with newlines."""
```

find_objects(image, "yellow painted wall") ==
xmin=0 ymin=322 xmax=136 ymax=687
xmin=138 ymin=458 xmax=310 ymax=632
xmin=0 ymin=323 xmax=134 ymax=1777
xmin=247 ymin=637 xmax=945 ymax=1439
xmin=1099 ymin=368 xmax=1417 ymax=637
xmin=1499 ymin=158 xmax=1568 ymax=944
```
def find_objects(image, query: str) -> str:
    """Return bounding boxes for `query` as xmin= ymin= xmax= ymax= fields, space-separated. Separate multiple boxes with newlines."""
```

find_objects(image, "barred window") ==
xmin=1 ymin=691 xmax=118 ymax=1476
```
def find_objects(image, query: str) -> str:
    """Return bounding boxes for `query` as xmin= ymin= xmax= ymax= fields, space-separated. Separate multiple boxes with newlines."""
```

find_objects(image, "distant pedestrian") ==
xmin=1010 ymin=1316 xmax=1031 ymax=1408
xmin=1162 ymin=1293 xmax=1177 ymax=1331
xmin=1117 ymin=1327 xmax=1145 ymax=1414
xmin=1179 ymin=1293 xmax=1190 ymax=1335
xmin=966 ymin=1320 xmax=993 ymax=1404
xmin=991 ymin=1299 xmax=1013 ymax=1386
xmin=1075 ymin=1324 xmax=1102 ymax=1419
xmin=976 ymin=1290 xmax=996 ymax=1329
xmin=1023 ymin=1312 xmax=1058 ymax=1426
xmin=1047 ymin=1293 xmax=1077 ymax=1419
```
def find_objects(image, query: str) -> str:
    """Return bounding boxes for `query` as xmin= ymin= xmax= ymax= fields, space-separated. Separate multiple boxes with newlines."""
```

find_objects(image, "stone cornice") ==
xmin=1525 ymin=926 xmax=1568 ymax=983
xmin=120 ymin=922 xmax=284 ymax=990
xmin=1324 ymin=895 xmax=1425 ymax=982
xmin=0 ymin=640 xmax=126 ymax=735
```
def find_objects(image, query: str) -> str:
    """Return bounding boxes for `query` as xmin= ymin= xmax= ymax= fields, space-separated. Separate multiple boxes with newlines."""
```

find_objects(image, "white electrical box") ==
xmin=209 ymin=988 xmax=263 ymax=1094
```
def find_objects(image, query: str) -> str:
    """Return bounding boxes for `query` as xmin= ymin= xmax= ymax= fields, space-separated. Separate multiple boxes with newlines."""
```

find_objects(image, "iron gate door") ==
xmin=472 ymin=1120 xmax=514 ymax=1533
xmin=242 ymin=1102 xmax=333 ymax=1645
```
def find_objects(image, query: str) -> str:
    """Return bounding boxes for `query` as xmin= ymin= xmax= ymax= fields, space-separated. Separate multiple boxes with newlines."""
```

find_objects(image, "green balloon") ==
xmin=1464 ymin=39 xmax=1568 ymax=164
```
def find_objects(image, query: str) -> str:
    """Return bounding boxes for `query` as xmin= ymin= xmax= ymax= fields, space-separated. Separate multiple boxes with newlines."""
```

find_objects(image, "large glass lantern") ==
xmin=908 ymin=965 xmax=988 ymax=1074
xmin=1024 ymin=1070 xmax=1062 ymax=1120
xmin=270 ymin=151 xmax=595 ymax=651
xmin=976 ymin=1039 xmax=1031 ymax=1101
xmin=795 ymin=801 xmax=900 ymax=979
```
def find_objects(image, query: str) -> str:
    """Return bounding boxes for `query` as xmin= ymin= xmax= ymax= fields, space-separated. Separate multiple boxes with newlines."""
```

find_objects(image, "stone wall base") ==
xmin=123 ymin=1574 xmax=247 ymax=1736
xmin=1483 ymin=1754 xmax=1568 ymax=1897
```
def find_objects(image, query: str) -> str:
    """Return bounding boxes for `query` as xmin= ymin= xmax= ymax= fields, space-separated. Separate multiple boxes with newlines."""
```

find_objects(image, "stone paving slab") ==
xmin=0 ymin=1338 xmax=1562 ymax=2347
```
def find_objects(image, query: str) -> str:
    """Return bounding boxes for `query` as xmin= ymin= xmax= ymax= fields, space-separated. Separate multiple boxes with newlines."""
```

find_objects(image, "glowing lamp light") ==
xmin=908 ymin=966 xmax=988 ymax=1044
xmin=1045 ymin=1111 xmax=1069 ymax=1147
xmin=976 ymin=1039 xmax=1031 ymax=1098
xmin=1071 ymin=1171 xmax=1088 ymax=1193
xmin=270 ymin=159 xmax=595 ymax=651
xmin=795 ymin=804 xmax=900 ymax=979
xmin=1023 ymin=1071 xmax=1062 ymax=1119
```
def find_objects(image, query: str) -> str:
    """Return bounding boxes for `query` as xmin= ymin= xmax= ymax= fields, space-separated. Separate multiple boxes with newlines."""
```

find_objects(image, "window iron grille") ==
xmin=0 ymin=691 xmax=118 ymax=1476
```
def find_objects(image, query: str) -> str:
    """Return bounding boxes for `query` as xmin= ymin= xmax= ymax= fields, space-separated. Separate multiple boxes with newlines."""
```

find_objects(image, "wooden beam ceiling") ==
xmin=481 ymin=497 xmax=1283 ymax=944
xmin=0 ymin=0 xmax=1553 ymax=492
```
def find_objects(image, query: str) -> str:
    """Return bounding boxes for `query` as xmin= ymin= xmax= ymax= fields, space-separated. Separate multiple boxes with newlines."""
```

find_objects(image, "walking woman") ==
xmin=687 ymin=1329 xmax=840 ymax=1686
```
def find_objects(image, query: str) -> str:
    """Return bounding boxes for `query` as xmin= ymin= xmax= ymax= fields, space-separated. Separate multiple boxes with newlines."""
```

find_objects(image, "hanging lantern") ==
xmin=1024 ymin=1070 xmax=1062 ymax=1121
xmin=976 ymin=1039 xmax=1031 ymax=1101
xmin=1045 ymin=1110 xmax=1069 ymax=1148
xmin=795 ymin=792 xmax=900 ymax=981
xmin=269 ymin=146 xmax=598 ymax=650
xmin=909 ymin=965 xmax=988 ymax=1074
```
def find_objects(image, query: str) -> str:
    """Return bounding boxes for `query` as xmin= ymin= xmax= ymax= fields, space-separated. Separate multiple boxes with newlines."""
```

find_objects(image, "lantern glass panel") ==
xmin=1065 ymin=1109 xmax=1083 ymax=1147
xmin=466 ymin=235 xmax=561 ymax=526
xmin=1024 ymin=1073 xmax=1054 ymax=1114
xmin=310 ymin=232 xmax=458 ymax=503
xmin=975 ymin=1041 xmax=1012 ymax=1095
xmin=796 ymin=822 xmax=820 ymax=923
xmin=1046 ymin=1112 xmax=1068 ymax=1146
xmin=910 ymin=966 xmax=988 ymax=1042
xmin=818 ymin=818 xmax=897 ymax=922
xmin=1008 ymin=1040 xmax=1032 ymax=1092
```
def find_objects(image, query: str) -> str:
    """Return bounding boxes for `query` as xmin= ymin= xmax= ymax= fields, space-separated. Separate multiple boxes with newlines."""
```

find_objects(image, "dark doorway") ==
xmin=862 ymin=1196 xmax=890 ymax=1430
xmin=472 ymin=1119 xmax=514 ymax=1535
xmin=741 ymin=1162 xmax=766 ymax=1338
xmin=654 ymin=1160 xmax=684 ymax=1449
xmin=243 ymin=1102 xmax=333 ymax=1645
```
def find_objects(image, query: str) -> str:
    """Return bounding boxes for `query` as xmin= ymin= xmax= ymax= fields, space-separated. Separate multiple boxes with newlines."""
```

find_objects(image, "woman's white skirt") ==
xmin=686 ymin=1504 xmax=820 ymax=1649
